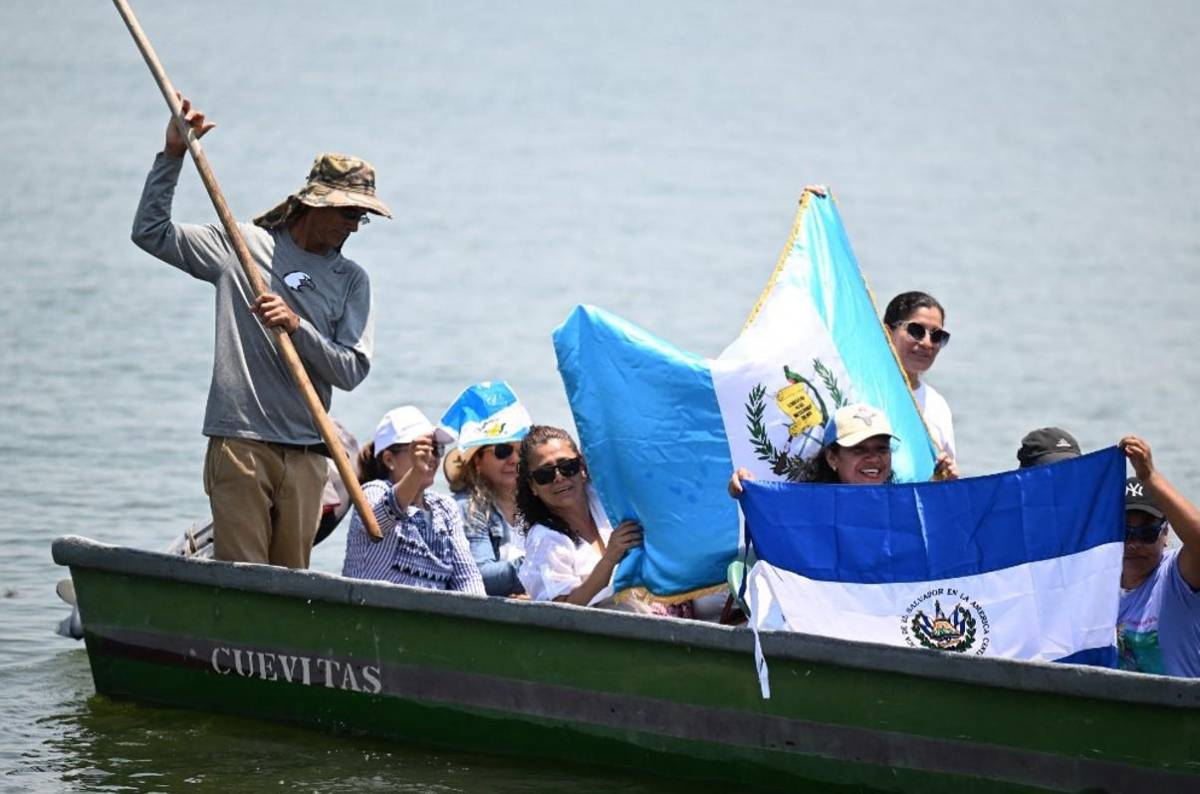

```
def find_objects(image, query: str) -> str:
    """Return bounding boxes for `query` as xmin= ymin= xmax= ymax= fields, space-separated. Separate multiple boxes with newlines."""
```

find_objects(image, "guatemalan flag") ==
xmin=742 ymin=448 xmax=1126 ymax=697
xmin=553 ymin=192 xmax=937 ymax=599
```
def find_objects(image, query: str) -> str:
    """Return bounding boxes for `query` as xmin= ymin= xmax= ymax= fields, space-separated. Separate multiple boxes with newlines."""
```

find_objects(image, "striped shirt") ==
xmin=342 ymin=480 xmax=485 ymax=595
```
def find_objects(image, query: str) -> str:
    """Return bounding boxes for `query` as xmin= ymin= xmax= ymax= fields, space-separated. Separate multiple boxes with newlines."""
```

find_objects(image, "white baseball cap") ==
xmin=372 ymin=405 xmax=456 ymax=453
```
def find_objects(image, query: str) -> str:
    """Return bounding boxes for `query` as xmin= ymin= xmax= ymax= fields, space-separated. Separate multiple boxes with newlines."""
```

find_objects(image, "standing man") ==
xmin=131 ymin=98 xmax=389 ymax=569
xmin=1117 ymin=435 xmax=1200 ymax=677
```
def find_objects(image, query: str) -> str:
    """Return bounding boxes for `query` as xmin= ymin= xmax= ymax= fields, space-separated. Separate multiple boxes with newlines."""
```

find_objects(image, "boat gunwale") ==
xmin=52 ymin=534 xmax=1200 ymax=711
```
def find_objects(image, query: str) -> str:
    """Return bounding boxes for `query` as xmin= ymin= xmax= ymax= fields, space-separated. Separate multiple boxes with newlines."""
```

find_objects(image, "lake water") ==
xmin=2 ymin=1 xmax=1198 ymax=790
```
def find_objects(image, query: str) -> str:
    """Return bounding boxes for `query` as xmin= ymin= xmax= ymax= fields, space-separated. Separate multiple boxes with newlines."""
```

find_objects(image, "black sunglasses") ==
xmin=491 ymin=443 xmax=516 ymax=460
xmin=895 ymin=321 xmax=950 ymax=347
xmin=338 ymin=208 xmax=370 ymax=224
xmin=1125 ymin=519 xmax=1166 ymax=544
xmin=530 ymin=457 xmax=582 ymax=485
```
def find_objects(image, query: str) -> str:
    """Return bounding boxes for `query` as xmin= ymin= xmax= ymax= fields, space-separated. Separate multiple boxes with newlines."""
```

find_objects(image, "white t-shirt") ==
xmin=913 ymin=381 xmax=956 ymax=461
xmin=518 ymin=485 xmax=614 ymax=604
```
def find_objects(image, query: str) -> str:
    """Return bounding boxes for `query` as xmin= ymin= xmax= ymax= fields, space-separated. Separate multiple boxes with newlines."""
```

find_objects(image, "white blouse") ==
xmin=518 ymin=485 xmax=613 ymax=605
xmin=914 ymin=381 xmax=956 ymax=462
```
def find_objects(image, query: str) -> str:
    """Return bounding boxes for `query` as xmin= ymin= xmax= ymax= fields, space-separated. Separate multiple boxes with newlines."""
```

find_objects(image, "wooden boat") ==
xmin=53 ymin=535 xmax=1200 ymax=793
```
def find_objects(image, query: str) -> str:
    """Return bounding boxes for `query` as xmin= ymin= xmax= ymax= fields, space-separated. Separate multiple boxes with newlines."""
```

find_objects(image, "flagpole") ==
xmin=112 ymin=0 xmax=383 ymax=541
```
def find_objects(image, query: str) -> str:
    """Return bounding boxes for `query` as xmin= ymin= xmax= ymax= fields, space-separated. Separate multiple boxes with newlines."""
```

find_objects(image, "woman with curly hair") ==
xmin=515 ymin=425 xmax=642 ymax=607
xmin=729 ymin=403 xmax=957 ymax=495
xmin=444 ymin=438 xmax=527 ymax=596
xmin=441 ymin=381 xmax=532 ymax=597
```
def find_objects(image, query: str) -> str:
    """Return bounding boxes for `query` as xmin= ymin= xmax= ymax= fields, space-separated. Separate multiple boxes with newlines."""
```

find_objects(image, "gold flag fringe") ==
xmin=740 ymin=189 xmax=815 ymax=332
xmin=611 ymin=581 xmax=731 ymax=607
xmin=741 ymin=186 xmax=940 ymax=465
xmin=608 ymin=185 xmax=946 ymax=612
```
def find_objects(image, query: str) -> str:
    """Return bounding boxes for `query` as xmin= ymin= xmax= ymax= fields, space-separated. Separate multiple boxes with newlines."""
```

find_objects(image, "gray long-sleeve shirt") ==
xmin=132 ymin=153 xmax=373 ymax=446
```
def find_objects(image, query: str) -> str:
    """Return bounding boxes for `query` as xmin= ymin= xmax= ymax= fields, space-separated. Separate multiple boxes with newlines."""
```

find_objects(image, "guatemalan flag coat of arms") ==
xmin=553 ymin=191 xmax=937 ymax=601
xmin=553 ymin=191 xmax=1124 ymax=689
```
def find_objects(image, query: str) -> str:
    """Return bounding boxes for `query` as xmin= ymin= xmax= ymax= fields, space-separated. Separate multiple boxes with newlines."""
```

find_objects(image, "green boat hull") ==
xmin=53 ymin=536 xmax=1200 ymax=792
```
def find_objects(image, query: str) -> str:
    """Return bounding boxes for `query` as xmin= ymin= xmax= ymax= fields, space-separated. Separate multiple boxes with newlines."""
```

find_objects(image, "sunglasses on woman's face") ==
xmin=490 ymin=443 xmax=516 ymax=460
xmin=1125 ymin=518 xmax=1167 ymax=544
xmin=530 ymin=457 xmax=582 ymax=485
xmin=896 ymin=321 xmax=951 ymax=347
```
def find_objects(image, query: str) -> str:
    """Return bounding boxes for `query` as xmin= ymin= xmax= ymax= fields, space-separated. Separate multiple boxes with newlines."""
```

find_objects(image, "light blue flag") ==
xmin=555 ymin=305 xmax=737 ymax=596
xmin=740 ymin=448 xmax=1126 ymax=695
xmin=553 ymin=193 xmax=937 ymax=598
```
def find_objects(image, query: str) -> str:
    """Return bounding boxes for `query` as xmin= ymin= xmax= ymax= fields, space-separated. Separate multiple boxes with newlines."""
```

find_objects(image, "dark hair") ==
xmin=356 ymin=441 xmax=383 ymax=482
xmin=794 ymin=445 xmax=843 ymax=483
xmin=516 ymin=425 xmax=585 ymax=540
xmin=883 ymin=291 xmax=945 ymax=327
xmin=792 ymin=441 xmax=897 ymax=484
xmin=356 ymin=441 xmax=405 ymax=483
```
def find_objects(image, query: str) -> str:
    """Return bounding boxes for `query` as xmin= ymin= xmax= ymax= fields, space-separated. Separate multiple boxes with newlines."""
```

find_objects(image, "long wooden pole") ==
xmin=112 ymin=0 xmax=382 ymax=542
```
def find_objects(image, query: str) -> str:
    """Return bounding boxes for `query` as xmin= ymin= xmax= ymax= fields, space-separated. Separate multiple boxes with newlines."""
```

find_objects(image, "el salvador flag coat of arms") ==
xmin=742 ymin=448 xmax=1126 ymax=695
xmin=553 ymin=191 xmax=1124 ymax=685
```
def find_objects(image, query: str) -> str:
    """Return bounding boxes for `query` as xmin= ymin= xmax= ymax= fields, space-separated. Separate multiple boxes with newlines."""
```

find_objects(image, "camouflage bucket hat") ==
xmin=253 ymin=153 xmax=392 ymax=230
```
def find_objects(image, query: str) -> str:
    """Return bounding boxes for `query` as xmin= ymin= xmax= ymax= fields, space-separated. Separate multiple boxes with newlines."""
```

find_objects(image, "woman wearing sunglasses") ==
xmin=341 ymin=405 xmax=485 ymax=595
xmin=1117 ymin=435 xmax=1200 ymax=677
xmin=884 ymin=291 xmax=956 ymax=462
xmin=515 ymin=425 xmax=644 ymax=607
xmin=445 ymin=438 xmax=529 ymax=597
xmin=441 ymin=381 xmax=533 ymax=597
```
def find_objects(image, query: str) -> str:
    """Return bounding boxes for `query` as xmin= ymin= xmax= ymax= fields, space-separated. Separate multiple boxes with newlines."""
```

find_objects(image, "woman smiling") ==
xmin=729 ymin=403 xmax=957 ymax=495
xmin=883 ymin=291 xmax=956 ymax=462
xmin=516 ymin=425 xmax=643 ymax=607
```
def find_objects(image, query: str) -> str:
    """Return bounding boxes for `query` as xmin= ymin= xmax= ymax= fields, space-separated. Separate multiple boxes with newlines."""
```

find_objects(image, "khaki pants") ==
xmin=203 ymin=437 xmax=326 ymax=569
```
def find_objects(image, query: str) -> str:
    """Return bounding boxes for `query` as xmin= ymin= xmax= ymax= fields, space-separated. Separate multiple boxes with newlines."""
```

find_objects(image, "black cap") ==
xmin=1017 ymin=427 xmax=1082 ymax=468
xmin=1125 ymin=477 xmax=1165 ymax=519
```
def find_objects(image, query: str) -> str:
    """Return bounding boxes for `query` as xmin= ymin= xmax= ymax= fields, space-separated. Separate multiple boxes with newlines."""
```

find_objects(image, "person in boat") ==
xmin=342 ymin=406 xmax=485 ymax=595
xmin=884 ymin=291 xmax=956 ymax=462
xmin=441 ymin=382 xmax=532 ymax=597
xmin=724 ymin=403 xmax=953 ymax=625
xmin=131 ymin=97 xmax=388 ymax=570
xmin=515 ymin=425 xmax=643 ymax=608
xmin=1016 ymin=427 xmax=1082 ymax=468
xmin=1115 ymin=435 xmax=1200 ymax=677
xmin=728 ymin=403 xmax=957 ymax=495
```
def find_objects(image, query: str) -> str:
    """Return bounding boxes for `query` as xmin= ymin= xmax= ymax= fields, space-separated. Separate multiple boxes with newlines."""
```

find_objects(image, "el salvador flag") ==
xmin=553 ymin=193 xmax=937 ymax=599
xmin=741 ymin=448 xmax=1126 ymax=697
